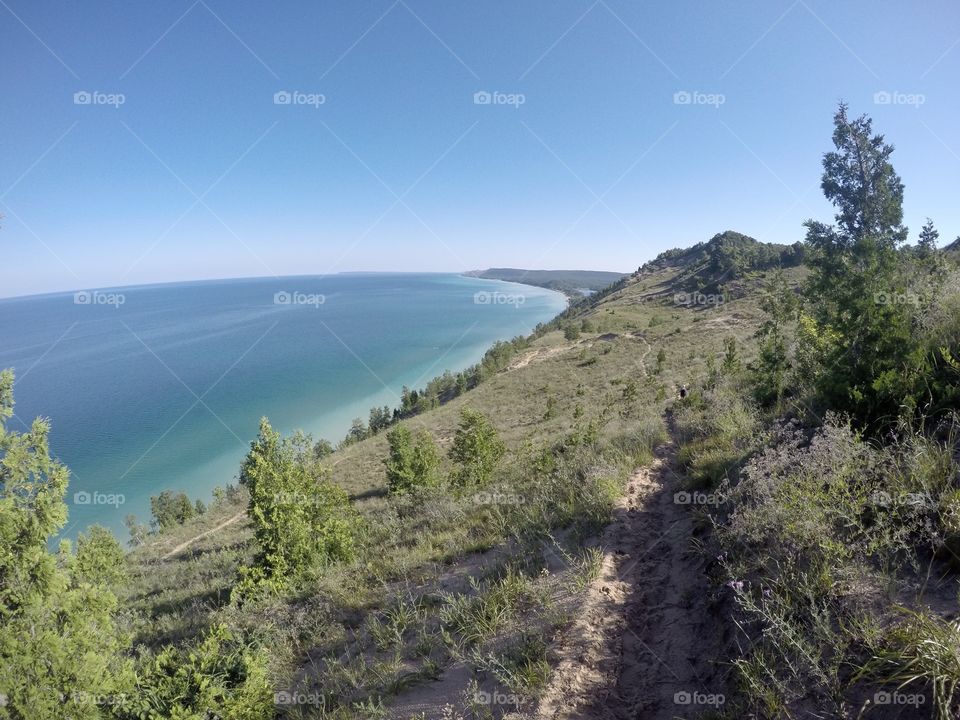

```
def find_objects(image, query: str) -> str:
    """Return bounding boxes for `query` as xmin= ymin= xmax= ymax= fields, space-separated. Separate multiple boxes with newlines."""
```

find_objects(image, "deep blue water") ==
xmin=0 ymin=274 xmax=565 ymax=541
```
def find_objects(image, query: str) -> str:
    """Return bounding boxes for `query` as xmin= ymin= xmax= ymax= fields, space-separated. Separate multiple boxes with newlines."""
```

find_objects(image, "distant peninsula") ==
xmin=463 ymin=268 xmax=627 ymax=297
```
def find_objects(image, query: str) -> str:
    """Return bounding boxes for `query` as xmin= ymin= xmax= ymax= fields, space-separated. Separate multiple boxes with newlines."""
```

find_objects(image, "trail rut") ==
xmin=537 ymin=430 xmax=730 ymax=719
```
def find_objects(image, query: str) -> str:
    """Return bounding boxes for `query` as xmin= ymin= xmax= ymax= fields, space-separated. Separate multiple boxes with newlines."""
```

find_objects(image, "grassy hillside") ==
xmin=114 ymin=236 xmax=797 ymax=718
xmin=4 ymin=217 xmax=960 ymax=718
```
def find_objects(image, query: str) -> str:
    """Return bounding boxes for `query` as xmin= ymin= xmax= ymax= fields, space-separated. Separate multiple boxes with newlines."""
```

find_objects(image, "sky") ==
xmin=1 ymin=0 xmax=958 ymax=298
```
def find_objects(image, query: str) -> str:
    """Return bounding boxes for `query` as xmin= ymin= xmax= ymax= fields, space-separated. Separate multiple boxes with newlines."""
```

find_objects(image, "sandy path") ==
xmin=161 ymin=510 xmax=245 ymax=560
xmin=537 ymin=430 xmax=729 ymax=719
xmin=508 ymin=345 xmax=569 ymax=370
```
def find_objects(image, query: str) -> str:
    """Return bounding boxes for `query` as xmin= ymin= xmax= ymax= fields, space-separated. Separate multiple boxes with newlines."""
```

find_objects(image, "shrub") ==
xmin=74 ymin=525 xmax=127 ymax=587
xmin=385 ymin=424 xmax=441 ymax=494
xmin=449 ymin=408 xmax=506 ymax=487
xmin=239 ymin=419 xmax=359 ymax=592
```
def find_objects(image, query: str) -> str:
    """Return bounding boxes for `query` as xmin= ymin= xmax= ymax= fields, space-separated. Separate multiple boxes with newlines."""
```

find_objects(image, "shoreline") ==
xmin=43 ymin=274 xmax=568 ymax=542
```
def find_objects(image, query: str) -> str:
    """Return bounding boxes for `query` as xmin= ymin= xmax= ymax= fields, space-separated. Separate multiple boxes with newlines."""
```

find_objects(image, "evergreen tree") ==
xmin=74 ymin=525 xmax=127 ymax=587
xmin=802 ymin=103 xmax=929 ymax=425
xmin=449 ymin=408 xmax=505 ymax=486
xmin=239 ymin=418 xmax=356 ymax=592
xmin=751 ymin=269 xmax=798 ymax=405
xmin=0 ymin=369 xmax=134 ymax=719
xmin=385 ymin=425 xmax=441 ymax=493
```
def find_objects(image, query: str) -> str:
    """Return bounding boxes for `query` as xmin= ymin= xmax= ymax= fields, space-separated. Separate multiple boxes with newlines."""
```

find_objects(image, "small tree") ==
xmin=564 ymin=323 xmax=581 ymax=341
xmin=239 ymin=418 xmax=357 ymax=592
xmin=0 ymin=369 xmax=134 ymax=718
xmin=74 ymin=525 xmax=127 ymax=587
xmin=150 ymin=490 xmax=195 ymax=531
xmin=751 ymin=269 xmax=798 ymax=405
xmin=449 ymin=407 xmax=505 ymax=486
xmin=802 ymin=103 xmax=930 ymax=425
xmin=124 ymin=513 xmax=148 ymax=547
xmin=385 ymin=424 xmax=440 ymax=493
xmin=368 ymin=405 xmax=392 ymax=434
xmin=722 ymin=336 xmax=740 ymax=373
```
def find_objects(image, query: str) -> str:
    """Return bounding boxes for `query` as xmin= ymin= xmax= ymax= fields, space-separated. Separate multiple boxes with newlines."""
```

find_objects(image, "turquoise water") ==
xmin=0 ymin=274 xmax=565 ymax=540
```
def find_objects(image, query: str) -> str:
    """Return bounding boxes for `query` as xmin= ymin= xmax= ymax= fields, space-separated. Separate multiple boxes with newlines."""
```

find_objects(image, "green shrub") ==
xmin=449 ymin=408 xmax=506 ymax=487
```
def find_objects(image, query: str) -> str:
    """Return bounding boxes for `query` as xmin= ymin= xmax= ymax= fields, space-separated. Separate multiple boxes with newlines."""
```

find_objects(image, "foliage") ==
xmin=384 ymin=424 xmax=442 ymax=494
xmin=74 ymin=525 xmax=127 ymax=587
xmin=150 ymin=490 xmax=196 ymax=532
xmin=0 ymin=369 xmax=135 ymax=719
xmin=449 ymin=408 xmax=506 ymax=486
xmin=238 ymin=418 xmax=358 ymax=592
xmin=801 ymin=103 xmax=937 ymax=427
xmin=124 ymin=624 xmax=273 ymax=720
xmin=750 ymin=269 xmax=799 ymax=406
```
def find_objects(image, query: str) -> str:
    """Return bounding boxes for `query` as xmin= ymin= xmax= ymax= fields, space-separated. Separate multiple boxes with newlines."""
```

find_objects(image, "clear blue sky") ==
xmin=2 ymin=0 xmax=958 ymax=298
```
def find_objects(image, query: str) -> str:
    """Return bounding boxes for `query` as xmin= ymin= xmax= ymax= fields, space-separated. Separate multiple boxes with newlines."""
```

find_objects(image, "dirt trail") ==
xmin=508 ymin=345 xmax=569 ymax=370
xmin=161 ymin=511 xmax=245 ymax=560
xmin=537 ymin=429 xmax=729 ymax=720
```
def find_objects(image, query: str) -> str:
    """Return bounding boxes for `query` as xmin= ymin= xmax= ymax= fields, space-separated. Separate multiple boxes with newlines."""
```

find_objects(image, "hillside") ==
xmin=463 ymin=268 xmax=627 ymax=296
xmin=635 ymin=230 xmax=806 ymax=297
xmin=4 ymin=225 xmax=960 ymax=718
xmin=946 ymin=236 xmax=960 ymax=264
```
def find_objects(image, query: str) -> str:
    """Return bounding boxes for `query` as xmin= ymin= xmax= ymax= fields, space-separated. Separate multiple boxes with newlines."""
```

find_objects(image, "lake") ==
xmin=0 ymin=274 xmax=566 ymax=540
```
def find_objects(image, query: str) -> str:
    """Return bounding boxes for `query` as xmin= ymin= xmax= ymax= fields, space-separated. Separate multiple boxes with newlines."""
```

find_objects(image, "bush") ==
xmin=385 ymin=424 xmax=442 ymax=494
xmin=127 ymin=624 xmax=273 ymax=720
xmin=239 ymin=419 xmax=359 ymax=592
xmin=449 ymin=408 xmax=506 ymax=487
